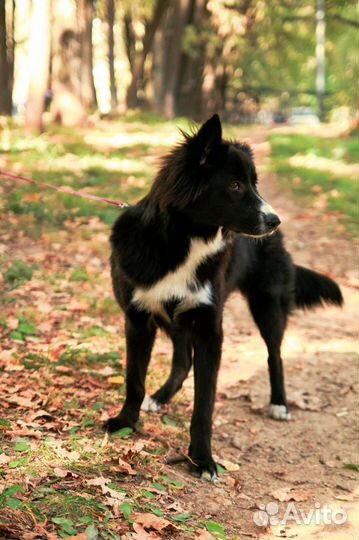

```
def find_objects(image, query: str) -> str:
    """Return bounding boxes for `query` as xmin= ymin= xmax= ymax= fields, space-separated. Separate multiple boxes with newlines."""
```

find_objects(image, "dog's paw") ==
xmin=103 ymin=416 xmax=135 ymax=433
xmin=269 ymin=404 xmax=292 ymax=421
xmin=190 ymin=456 xmax=219 ymax=483
xmin=141 ymin=395 xmax=162 ymax=413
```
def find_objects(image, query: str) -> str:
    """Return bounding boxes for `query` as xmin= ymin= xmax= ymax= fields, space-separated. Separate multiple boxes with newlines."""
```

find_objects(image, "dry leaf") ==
xmin=288 ymin=391 xmax=321 ymax=411
xmin=7 ymin=428 xmax=42 ymax=439
xmin=107 ymin=375 xmax=125 ymax=385
xmin=85 ymin=476 xmax=111 ymax=488
xmin=0 ymin=454 xmax=10 ymax=465
xmin=53 ymin=467 xmax=78 ymax=478
xmin=221 ymin=459 xmax=240 ymax=472
xmin=116 ymin=457 xmax=137 ymax=476
xmin=196 ymin=530 xmax=215 ymax=540
xmin=271 ymin=486 xmax=311 ymax=502
xmin=132 ymin=523 xmax=160 ymax=540
xmin=132 ymin=513 xmax=178 ymax=532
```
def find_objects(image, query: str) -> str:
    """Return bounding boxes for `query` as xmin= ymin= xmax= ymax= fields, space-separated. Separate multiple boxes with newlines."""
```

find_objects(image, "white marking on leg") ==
xmin=201 ymin=470 xmax=219 ymax=483
xmin=269 ymin=404 xmax=292 ymax=421
xmin=141 ymin=395 xmax=162 ymax=412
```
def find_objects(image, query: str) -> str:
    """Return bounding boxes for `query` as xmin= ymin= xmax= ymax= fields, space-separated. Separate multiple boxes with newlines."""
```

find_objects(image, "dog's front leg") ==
xmin=104 ymin=311 xmax=156 ymax=432
xmin=189 ymin=316 xmax=223 ymax=481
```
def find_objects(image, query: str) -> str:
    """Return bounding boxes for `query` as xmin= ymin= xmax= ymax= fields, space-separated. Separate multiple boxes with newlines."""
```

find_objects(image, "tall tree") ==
xmin=106 ymin=0 xmax=117 ymax=110
xmin=24 ymin=0 xmax=51 ymax=132
xmin=78 ymin=0 xmax=97 ymax=108
xmin=175 ymin=0 xmax=209 ymax=120
xmin=51 ymin=0 xmax=86 ymax=126
xmin=0 ymin=0 xmax=15 ymax=115
xmin=316 ymin=0 xmax=326 ymax=120
xmin=125 ymin=0 xmax=170 ymax=109
xmin=161 ymin=0 xmax=191 ymax=119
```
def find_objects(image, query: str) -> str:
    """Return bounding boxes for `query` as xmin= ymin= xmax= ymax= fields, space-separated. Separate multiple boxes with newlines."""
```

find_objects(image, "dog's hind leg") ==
xmin=142 ymin=331 xmax=192 ymax=412
xmin=248 ymin=294 xmax=291 ymax=421
xmin=104 ymin=311 xmax=156 ymax=432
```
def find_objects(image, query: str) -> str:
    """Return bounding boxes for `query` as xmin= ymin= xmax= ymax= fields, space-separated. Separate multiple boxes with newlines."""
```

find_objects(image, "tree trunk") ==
xmin=77 ymin=0 xmax=97 ymax=108
xmin=51 ymin=0 xmax=86 ymax=126
xmin=176 ymin=0 xmax=209 ymax=120
xmin=107 ymin=0 xmax=117 ymax=110
xmin=24 ymin=0 xmax=51 ymax=132
xmin=125 ymin=0 xmax=169 ymax=110
xmin=7 ymin=0 xmax=15 ymax=113
xmin=161 ymin=0 xmax=191 ymax=119
xmin=0 ymin=0 xmax=13 ymax=115
xmin=316 ymin=0 xmax=326 ymax=120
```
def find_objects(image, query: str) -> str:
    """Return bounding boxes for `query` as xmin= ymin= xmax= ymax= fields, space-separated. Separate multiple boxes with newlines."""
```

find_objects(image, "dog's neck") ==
xmin=143 ymin=199 xmax=220 ymax=244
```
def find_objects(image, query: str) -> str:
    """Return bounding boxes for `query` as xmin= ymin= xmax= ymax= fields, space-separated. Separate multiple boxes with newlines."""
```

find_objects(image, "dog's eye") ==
xmin=230 ymin=181 xmax=243 ymax=192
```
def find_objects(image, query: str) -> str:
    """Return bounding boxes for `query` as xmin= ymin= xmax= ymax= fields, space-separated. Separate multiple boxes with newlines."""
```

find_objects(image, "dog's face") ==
xmin=183 ymin=115 xmax=281 ymax=237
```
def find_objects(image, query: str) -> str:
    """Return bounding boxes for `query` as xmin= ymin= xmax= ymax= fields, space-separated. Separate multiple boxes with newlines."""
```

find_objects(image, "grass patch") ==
xmin=269 ymin=133 xmax=358 ymax=233
xmin=3 ymin=260 xmax=35 ymax=289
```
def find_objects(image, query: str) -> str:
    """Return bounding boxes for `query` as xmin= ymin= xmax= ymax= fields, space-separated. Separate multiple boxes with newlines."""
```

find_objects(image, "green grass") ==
xmin=269 ymin=133 xmax=358 ymax=233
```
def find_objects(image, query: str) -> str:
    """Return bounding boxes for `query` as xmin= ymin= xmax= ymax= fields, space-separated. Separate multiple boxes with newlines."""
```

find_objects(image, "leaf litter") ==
xmin=0 ymin=122 xmax=358 ymax=539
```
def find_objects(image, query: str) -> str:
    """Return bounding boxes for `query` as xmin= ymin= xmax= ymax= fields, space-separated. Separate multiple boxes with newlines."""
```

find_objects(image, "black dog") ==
xmin=105 ymin=115 xmax=343 ymax=481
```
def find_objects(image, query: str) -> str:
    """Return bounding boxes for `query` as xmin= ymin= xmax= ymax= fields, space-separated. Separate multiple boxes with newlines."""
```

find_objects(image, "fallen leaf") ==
xmin=116 ymin=457 xmax=137 ymax=476
xmin=107 ymin=375 xmax=125 ymax=385
xmin=132 ymin=513 xmax=178 ymax=532
xmin=7 ymin=428 xmax=43 ymax=439
xmin=271 ymin=486 xmax=311 ymax=502
xmin=85 ymin=476 xmax=111 ymax=488
xmin=6 ymin=317 xmax=19 ymax=330
xmin=53 ymin=467 xmax=78 ymax=478
xmin=97 ymin=366 xmax=116 ymax=376
xmin=288 ymin=390 xmax=321 ymax=411
xmin=66 ymin=300 xmax=90 ymax=311
xmin=8 ymin=396 xmax=39 ymax=408
xmin=221 ymin=459 xmax=240 ymax=472
xmin=196 ymin=530 xmax=215 ymax=540
xmin=0 ymin=454 xmax=10 ymax=465
xmin=132 ymin=523 xmax=160 ymax=540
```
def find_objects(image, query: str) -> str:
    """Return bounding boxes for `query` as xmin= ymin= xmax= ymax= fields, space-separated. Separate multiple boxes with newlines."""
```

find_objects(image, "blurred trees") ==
xmin=0 ymin=0 xmax=357 ymax=125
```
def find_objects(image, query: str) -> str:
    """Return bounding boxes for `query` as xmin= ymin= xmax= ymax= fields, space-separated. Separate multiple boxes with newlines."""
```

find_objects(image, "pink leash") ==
xmin=0 ymin=169 xmax=129 ymax=208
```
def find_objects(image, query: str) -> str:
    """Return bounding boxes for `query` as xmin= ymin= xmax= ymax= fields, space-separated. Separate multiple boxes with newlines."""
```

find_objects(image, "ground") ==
xmin=0 ymin=118 xmax=357 ymax=540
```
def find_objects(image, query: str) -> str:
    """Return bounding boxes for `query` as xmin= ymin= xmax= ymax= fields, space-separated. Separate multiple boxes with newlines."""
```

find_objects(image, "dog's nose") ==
xmin=264 ymin=212 xmax=281 ymax=229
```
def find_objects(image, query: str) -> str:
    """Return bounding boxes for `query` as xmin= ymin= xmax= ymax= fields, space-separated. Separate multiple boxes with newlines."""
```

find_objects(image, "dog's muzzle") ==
xmin=260 ymin=202 xmax=281 ymax=231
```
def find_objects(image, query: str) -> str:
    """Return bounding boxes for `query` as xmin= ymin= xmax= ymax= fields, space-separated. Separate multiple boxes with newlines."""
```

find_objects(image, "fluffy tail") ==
xmin=295 ymin=265 xmax=343 ymax=309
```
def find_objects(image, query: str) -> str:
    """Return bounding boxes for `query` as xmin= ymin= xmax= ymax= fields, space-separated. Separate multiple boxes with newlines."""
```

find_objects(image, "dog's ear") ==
xmin=196 ymin=114 xmax=222 ymax=167
xmin=238 ymin=142 xmax=254 ymax=162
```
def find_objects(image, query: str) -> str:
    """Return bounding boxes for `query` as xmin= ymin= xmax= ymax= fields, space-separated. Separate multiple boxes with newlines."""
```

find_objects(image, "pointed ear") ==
xmin=196 ymin=114 xmax=222 ymax=167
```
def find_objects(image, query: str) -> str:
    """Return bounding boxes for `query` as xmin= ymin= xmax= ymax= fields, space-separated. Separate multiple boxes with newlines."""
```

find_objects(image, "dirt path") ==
xmin=150 ymin=128 xmax=358 ymax=539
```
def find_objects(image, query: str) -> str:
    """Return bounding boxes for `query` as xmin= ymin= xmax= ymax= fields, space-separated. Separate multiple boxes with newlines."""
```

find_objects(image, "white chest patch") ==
xmin=132 ymin=229 xmax=225 ymax=317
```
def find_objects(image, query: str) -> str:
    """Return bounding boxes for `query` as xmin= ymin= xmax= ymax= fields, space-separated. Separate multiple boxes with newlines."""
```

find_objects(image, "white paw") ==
xmin=141 ymin=395 xmax=162 ymax=413
xmin=269 ymin=404 xmax=292 ymax=421
xmin=201 ymin=471 xmax=219 ymax=483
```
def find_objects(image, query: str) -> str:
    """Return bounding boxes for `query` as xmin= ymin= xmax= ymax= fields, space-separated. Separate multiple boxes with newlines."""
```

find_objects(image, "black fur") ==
xmin=105 ymin=115 xmax=343 ymax=479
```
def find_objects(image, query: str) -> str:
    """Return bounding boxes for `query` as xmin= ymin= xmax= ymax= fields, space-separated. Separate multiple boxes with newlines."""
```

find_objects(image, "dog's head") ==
xmin=151 ymin=114 xmax=280 ymax=238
